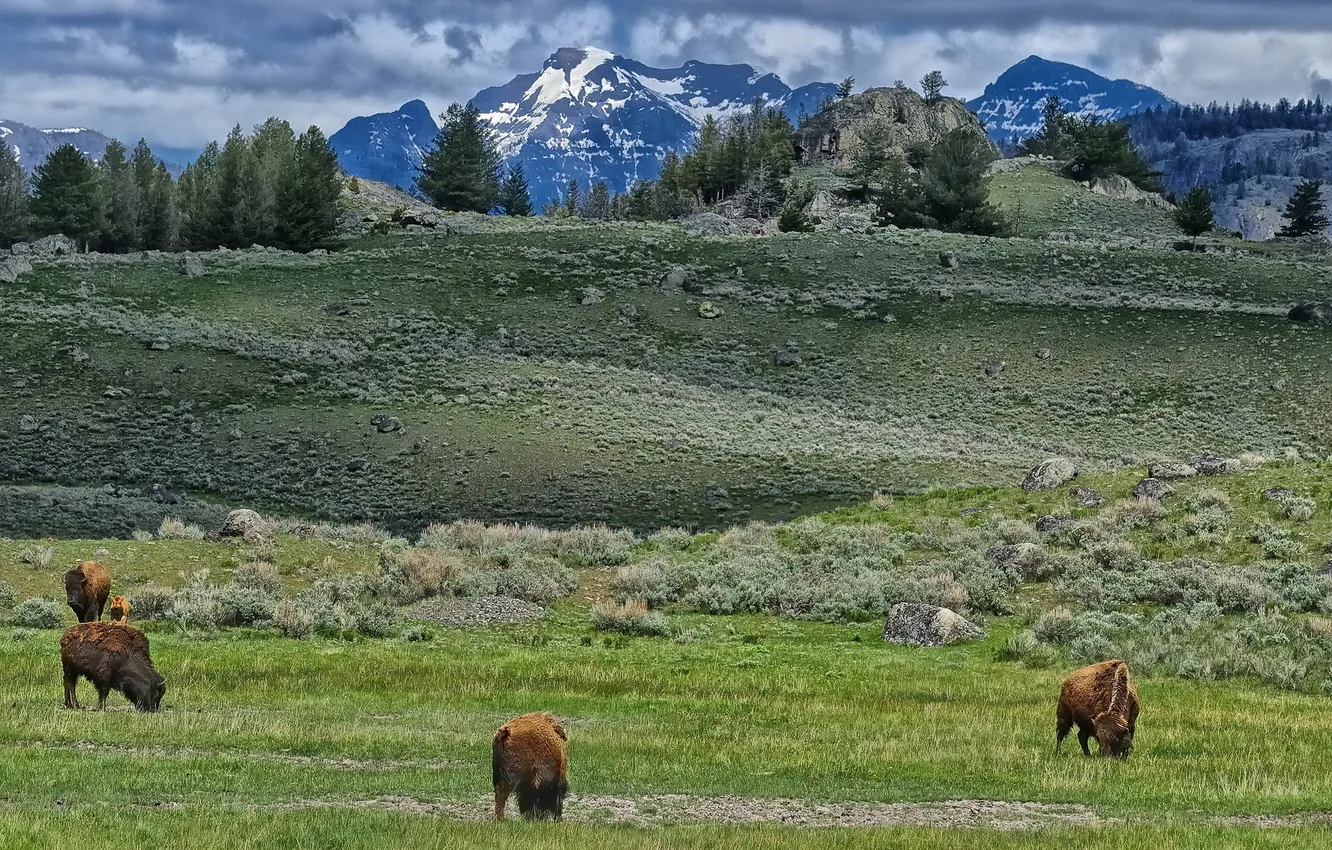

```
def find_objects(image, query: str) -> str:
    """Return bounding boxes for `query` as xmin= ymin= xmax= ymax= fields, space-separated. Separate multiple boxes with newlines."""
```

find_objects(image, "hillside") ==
xmin=0 ymin=120 xmax=115 ymax=172
xmin=3 ymin=177 xmax=1330 ymax=538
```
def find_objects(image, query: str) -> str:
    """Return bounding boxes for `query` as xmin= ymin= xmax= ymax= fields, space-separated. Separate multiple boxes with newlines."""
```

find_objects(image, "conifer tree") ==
xmin=1278 ymin=179 xmax=1329 ymax=238
xmin=273 ymin=126 xmax=343 ymax=252
xmin=0 ymin=141 xmax=26 ymax=248
xmin=583 ymin=181 xmax=612 ymax=220
xmin=921 ymin=71 xmax=948 ymax=105
xmin=874 ymin=155 xmax=928 ymax=229
xmin=212 ymin=125 xmax=261 ymax=248
xmin=417 ymin=103 xmax=501 ymax=212
xmin=131 ymin=140 xmax=174 ymax=250
xmin=251 ymin=118 xmax=297 ymax=243
xmin=177 ymin=142 xmax=220 ymax=250
xmin=564 ymin=180 xmax=581 ymax=217
xmin=497 ymin=163 xmax=532 ymax=216
xmin=1174 ymin=186 xmax=1215 ymax=248
xmin=29 ymin=145 xmax=105 ymax=251
xmin=919 ymin=128 xmax=1004 ymax=235
xmin=837 ymin=77 xmax=856 ymax=99
xmin=97 ymin=140 xmax=138 ymax=252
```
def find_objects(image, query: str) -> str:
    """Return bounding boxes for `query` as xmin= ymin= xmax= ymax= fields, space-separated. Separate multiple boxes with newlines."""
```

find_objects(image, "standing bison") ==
xmin=64 ymin=561 xmax=112 ymax=623
xmin=492 ymin=712 xmax=569 ymax=821
xmin=60 ymin=622 xmax=166 ymax=712
xmin=108 ymin=596 xmax=131 ymax=625
xmin=1056 ymin=659 xmax=1140 ymax=758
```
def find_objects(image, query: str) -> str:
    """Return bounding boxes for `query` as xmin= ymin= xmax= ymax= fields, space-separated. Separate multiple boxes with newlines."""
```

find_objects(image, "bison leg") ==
xmin=493 ymin=784 xmax=510 ymax=822
xmin=1055 ymin=714 xmax=1073 ymax=755
xmin=96 ymin=596 xmax=107 ymax=621
xmin=62 ymin=664 xmax=81 ymax=710
xmin=96 ymin=684 xmax=111 ymax=711
xmin=1077 ymin=727 xmax=1093 ymax=757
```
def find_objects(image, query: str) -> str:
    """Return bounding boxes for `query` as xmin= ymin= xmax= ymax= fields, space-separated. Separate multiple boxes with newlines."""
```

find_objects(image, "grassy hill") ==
xmin=3 ymin=174 xmax=1331 ymax=537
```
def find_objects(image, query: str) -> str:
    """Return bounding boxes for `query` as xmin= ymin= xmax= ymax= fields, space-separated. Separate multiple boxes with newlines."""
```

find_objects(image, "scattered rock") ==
xmin=0 ymin=256 xmax=33 ymax=283
xmin=346 ymin=458 xmax=371 ymax=473
xmin=1288 ymin=302 xmax=1332 ymax=325
xmin=18 ymin=415 xmax=41 ymax=434
xmin=984 ymin=361 xmax=1005 ymax=377
xmin=1088 ymin=175 xmax=1174 ymax=210
xmin=146 ymin=340 xmax=170 ymax=352
xmin=371 ymin=414 xmax=404 ymax=434
xmin=1192 ymin=456 xmax=1242 ymax=476
xmin=773 ymin=344 xmax=802 ymax=367
xmin=30 ymin=234 xmax=78 ymax=257
xmin=617 ymin=303 xmax=638 ymax=321
xmin=180 ymin=255 xmax=204 ymax=278
xmin=1035 ymin=515 xmax=1074 ymax=533
xmin=883 ymin=603 xmax=985 ymax=648
xmin=1263 ymin=487 xmax=1296 ymax=503
xmin=697 ymin=302 xmax=724 ymax=319
xmin=1021 ymin=458 xmax=1077 ymax=492
xmin=985 ymin=543 xmax=1040 ymax=570
xmin=1035 ymin=348 xmax=1052 ymax=361
xmin=219 ymin=509 xmax=268 ymax=538
xmin=938 ymin=289 xmax=954 ymax=302
xmin=150 ymin=483 xmax=180 ymax=505
xmin=102 ymin=387 xmax=129 ymax=399
xmin=402 ymin=596 xmax=546 ymax=629
xmin=1070 ymin=487 xmax=1106 ymax=508
xmin=1147 ymin=461 xmax=1198 ymax=481
xmin=579 ymin=286 xmax=606 ymax=306
xmin=659 ymin=266 xmax=691 ymax=292
xmin=1133 ymin=478 xmax=1174 ymax=501
xmin=939 ymin=251 xmax=960 ymax=270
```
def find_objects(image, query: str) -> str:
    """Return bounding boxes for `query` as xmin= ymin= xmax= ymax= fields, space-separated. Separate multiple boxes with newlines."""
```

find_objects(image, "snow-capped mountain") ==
xmin=968 ymin=56 xmax=1176 ymax=143
xmin=332 ymin=47 xmax=837 ymax=206
xmin=328 ymin=99 xmax=438 ymax=192
xmin=0 ymin=120 xmax=116 ymax=172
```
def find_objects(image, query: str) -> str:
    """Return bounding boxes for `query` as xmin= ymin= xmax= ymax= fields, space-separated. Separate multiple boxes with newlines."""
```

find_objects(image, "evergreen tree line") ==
xmin=417 ymin=102 xmax=531 ymax=216
xmin=1129 ymin=97 xmax=1332 ymax=144
xmin=0 ymin=119 xmax=343 ymax=253
xmin=1019 ymin=97 xmax=1161 ymax=191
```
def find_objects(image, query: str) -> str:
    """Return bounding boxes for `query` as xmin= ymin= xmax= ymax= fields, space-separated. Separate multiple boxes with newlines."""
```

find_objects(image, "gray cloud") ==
xmin=6 ymin=1 xmax=1332 ymax=150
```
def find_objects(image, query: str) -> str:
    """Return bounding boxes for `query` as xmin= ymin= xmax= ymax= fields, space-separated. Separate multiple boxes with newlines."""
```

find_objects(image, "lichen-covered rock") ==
xmin=1022 ymin=458 xmax=1077 ymax=492
xmin=883 ymin=603 xmax=985 ymax=647
xmin=697 ymin=302 xmax=724 ymax=319
xmin=219 ymin=509 xmax=267 ymax=538
xmin=1192 ymin=456 xmax=1242 ymax=476
xmin=181 ymin=255 xmax=204 ymax=278
xmin=659 ymin=266 xmax=691 ymax=292
xmin=985 ymin=543 xmax=1041 ymax=570
xmin=1147 ymin=461 xmax=1198 ymax=481
xmin=1036 ymin=515 xmax=1074 ymax=533
xmin=1264 ymin=487 xmax=1295 ymax=503
xmin=1133 ymin=478 xmax=1173 ymax=501
xmin=371 ymin=414 xmax=403 ymax=434
xmin=1071 ymin=487 xmax=1106 ymax=508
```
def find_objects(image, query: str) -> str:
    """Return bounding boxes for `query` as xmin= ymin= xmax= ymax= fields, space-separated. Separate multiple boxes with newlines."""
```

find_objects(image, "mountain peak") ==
xmin=545 ymin=46 xmax=616 ymax=72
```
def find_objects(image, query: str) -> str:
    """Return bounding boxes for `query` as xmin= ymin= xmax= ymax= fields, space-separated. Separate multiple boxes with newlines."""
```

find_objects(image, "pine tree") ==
xmin=497 ymin=163 xmax=532 ymax=216
xmin=1020 ymin=96 xmax=1070 ymax=159
xmin=97 ymin=140 xmax=138 ymax=252
xmin=177 ymin=142 xmax=221 ymax=250
xmin=837 ymin=77 xmax=856 ymax=99
xmin=874 ymin=155 xmax=927 ymax=229
xmin=919 ymin=128 xmax=1004 ymax=235
xmin=212 ymin=125 xmax=262 ymax=248
xmin=564 ymin=180 xmax=581 ymax=217
xmin=273 ymin=126 xmax=343 ymax=252
xmin=921 ymin=71 xmax=948 ymax=105
xmin=251 ymin=118 xmax=297 ymax=244
xmin=0 ymin=141 xmax=26 ymax=248
xmin=29 ymin=145 xmax=105 ymax=250
xmin=1278 ymin=179 xmax=1329 ymax=238
xmin=131 ymin=140 xmax=174 ymax=250
xmin=417 ymin=103 xmax=501 ymax=213
xmin=846 ymin=118 xmax=896 ymax=190
xmin=1174 ymin=186 xmax=1215 ymax=248
xmin=582 ymin=181 xmax=612 ymax=220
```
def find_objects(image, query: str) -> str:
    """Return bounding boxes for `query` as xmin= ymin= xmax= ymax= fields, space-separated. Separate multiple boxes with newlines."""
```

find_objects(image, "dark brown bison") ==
xmin=492 ymin=712 xmax=568 ymax=821
xmin=1056 ymin=659 xmax=1140 ymax=758
xmin=64 ymin=561 xmax=112 ymax=623
xmin=60 ymin=622 xmax=166 ymax=712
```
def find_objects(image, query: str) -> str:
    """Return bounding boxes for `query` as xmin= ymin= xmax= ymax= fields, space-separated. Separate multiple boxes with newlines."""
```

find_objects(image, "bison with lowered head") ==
xmin=64 ymin=561 xmax=112 ymax=623
xmin=492 ymin=712 xmax=568 ymax=821
xmin=1056 ymin=659 xmax=1139 ymax=758
xmin=61 ymin=622 xmax=166 ymax=712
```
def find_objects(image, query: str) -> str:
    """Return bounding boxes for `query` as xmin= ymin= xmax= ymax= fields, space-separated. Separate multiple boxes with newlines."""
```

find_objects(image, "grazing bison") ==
xmin=60 ymin=622 xmax=166 ymax=712
xmin=1056 ymin=659 xmax=1139 ymax=759
xmin=108 ymin=596 xmax=130 ymax=625
xmin=492 ymin=712 xmax=568 ymax=821
xmin=64 ymin=561 xmax=112 ymax=623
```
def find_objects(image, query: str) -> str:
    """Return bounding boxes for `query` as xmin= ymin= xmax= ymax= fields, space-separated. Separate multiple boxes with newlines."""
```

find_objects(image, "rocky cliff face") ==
xmin=794 ymin=87 xmax=993 ymax=167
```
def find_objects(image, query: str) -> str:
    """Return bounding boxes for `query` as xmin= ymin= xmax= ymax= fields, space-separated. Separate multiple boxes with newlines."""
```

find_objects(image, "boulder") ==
xmin=1035 ymin=514 xmax=1074 ymax=533
xmin=0 ymin=256 xmax=33 ymax=283
xmin=697 ymin=301 xmax=724 ymax=319
xmin=659 ymin=266 xmax=692 ymax=292
xmin=1071 ymin=486 xmax=1106 ymax=508
xmin=939 ymin=251 xmax=960 ymax=270
xmin=1263 ymin=487 xmax=1295 ymax=503
xmin=1148 ymin=460 xmax=1198 ymax=481
xmin=18 ymin=415 xmax=41 ymax=434
xmin=617 ymin=303 xmax=638 ymax=321
xmin=1088 ymin=175 xmax=1174 ymax=210
xmin=219 ymin=509 xmax=268 ymax=538
xmin=1133 ymin=478 xmax=1173 ymax=501
xmin=882 ymin=603 xmax=985 ymax=648
xmin=371 ymin=414 xmax=404 ymax=434
xmin=30 ymin=234 xmax=78 ymax=256
xmin=1035 ymin=347 xmax=1052 ymax=361
xmin=1289 ymin=302 xmax=1332 ymax=325
xmin=1021 ymin=458 xmax=1077 ymax=492
xmin=1320 ymin=559 xmax=1332 ymax=576
xmin=150 ymin=483 xmax=180 ymax=505
xmin=985 ymin=543 xmax=1040 ymax=570
xmin=773 ymin=345 xmax=802 ymax=367
xmin=181 ymin=255 xmax=205 ymax=278
xmin=579 ymin=286 xmax=606 ymax=306
xmin=984 ymin=361 xmax=1005 ymax=377
xmin=1192 ymin=456 xmax=1242 ymax=476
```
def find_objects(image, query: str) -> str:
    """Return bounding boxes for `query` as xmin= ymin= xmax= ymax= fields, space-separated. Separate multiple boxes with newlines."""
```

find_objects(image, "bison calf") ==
xmin=1056 ymin=659 xmax=1139 ymax=758
xmin=64 ymin=561 xmax=112 ymax=623
xmin=493 ymin=712 xmax=568 ymax=821
xmin=108 ymin=596 xmax=130 ymax=625
xmin=61 ymin=622 xmax=166 ymax=712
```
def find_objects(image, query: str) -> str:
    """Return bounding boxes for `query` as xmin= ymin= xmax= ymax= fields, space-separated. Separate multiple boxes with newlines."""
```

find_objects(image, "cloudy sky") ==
xmin=5 ymin=0 xmax=1332 ymax=152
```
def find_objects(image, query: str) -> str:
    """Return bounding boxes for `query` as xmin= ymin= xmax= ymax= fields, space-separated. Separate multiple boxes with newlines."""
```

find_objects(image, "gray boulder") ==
xmin=1148 ymin=460 xmax=1198 ymax=481
xmin=219 ymin=508 xmax=268 ymax=538
xmin=985 ymin=543 xmax=1041 ymax=571
xmin=697 ymin=301 xmax=724 ymax=319
xmin=0 ymin=255 xmax=33 ymax=283
xmin=1134 ymin=478 xmax=1173 ymax=501
xmin=1035 ymin=514 xmax=1074 ymax=533
xmin=1192 ymin=456 xmax=1242 ymax=476
xmin=939 ymin=251 xmax=960 ymax=270
xmin=659 ymin=266 xmax=692 ymax=292
xmin=371 ymin=414 xmax=403 ymax=434
xmin=1022 ymin=458 xmax=1078 ymax=492
xmin=1289 ymin=302 xmax=1332 ymax=325
xmin=774 ymin=343 xmax=802 ymax=367
xmin=883 ymin=603 xmax=985 ymax=648
xmin=1264 ymin=487 xmax=1295 ymax=503
xmin=181 ymin=255 xmax=205 ymax=278
xmin=579 ymin=286 xmax=606 ymax=306
xmin=1071 ymin=486 xmax=1106 ymax=507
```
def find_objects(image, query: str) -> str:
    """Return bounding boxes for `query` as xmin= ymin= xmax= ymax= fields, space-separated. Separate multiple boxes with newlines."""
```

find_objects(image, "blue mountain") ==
xmin=329 ymin=99 xmax=439 ymax=191
xmin=332 ymin=48 xmax=836 ymax=207
xmin=968 ymin=56 xmax=1177 ymax=142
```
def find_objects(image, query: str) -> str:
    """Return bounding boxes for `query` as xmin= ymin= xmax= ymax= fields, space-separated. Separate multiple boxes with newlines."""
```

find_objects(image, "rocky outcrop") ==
xmin=1147 ymin=461 xmax=1198 ymax=481
xmin=1289 ymin=303 xmax=1332 ymax=325
xmin=1022 ymin=458 xmax=1078 ymax=492
xmin=794 ymin=88 xmax=994 ymax=169
xmin=883 ymin=603 xmax=985 ymax=647
xmin=1087 ymin=175 xmax=1174 ymax=210
xmin=1133 ymin=478 xmax=1173 ymax=501
xmin=219 ymin=509 xmax=268 ymax=538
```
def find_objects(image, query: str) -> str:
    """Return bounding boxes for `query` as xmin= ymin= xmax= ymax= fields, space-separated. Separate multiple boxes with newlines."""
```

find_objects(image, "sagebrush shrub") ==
xmin=131 ymin=585 xmax=177 ymax=620
xmin=16 ymin=546 xmax=53 ymax=570
xmin=273 ymin=599 xmax=316 ymax=638
xmin=233 ymin=560 xmax=282 ymax=595
xmin=11 ymin=598 xmax=63 ymax=629
xmin=591 ymin=599 xmax=673 ymax=637
xmin=0 ymin=582 xmax=15 ymax=609
xmin=1284 ymin=497 xmax=1317 ymax=522
xmin=157 ymin=516 xmax=205 ymax=540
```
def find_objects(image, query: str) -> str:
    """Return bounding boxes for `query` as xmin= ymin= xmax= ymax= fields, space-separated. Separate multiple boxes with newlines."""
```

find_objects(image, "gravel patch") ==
xmin=267 ymin=794 xmax=1112 ymax=829
xmin=14 ymin=740 xmax=463 ymax=773
xmin=401 ymin=596 xmax=546 ymax=628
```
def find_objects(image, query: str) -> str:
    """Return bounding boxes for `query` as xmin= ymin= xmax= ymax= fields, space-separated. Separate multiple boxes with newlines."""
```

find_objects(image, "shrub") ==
xmin=999 ymin=629 xmax=1039 ymax=662
xmin=158 ymin=516 xmax=205 ymax=540
xmin=131 ymin=585 xmax=177 ymax=620
xmin=11 ymin=598 xmax=63 ymax=629
xmin=378 ymin=546 xmax=462 ymax=603
xmin=454 ymin=553 xmax=577 ymax=603
xmin=648 ymin=527 xmax=694 ymax=552
xmin=233 ymin=560 xmax=282 ymax=595
xmin=16 ymin=546 xmax=53 ymax=570
xmin=171 ymin=571 xmax=221 ymax=635
xmin=591 ymin=599 xmax=674 ymax=637
xmin=870 ymin=490 xmax=895 ymax=510
xmin=132 ymin=531 xmax=155 ymax=542
xmin=400 ymin=624 xmax=435 ymax=642
xmin=0 ymin=582 xmax=15 ymax=609
xmin=11 ymin=628 xmax=35 ymax=642
xmin=273 ymin=599 xmax=316 ymax=638
xmin=1284 ymin=497 xmax=1317 ymax=522
xmin=1034 ymin=607 xmax=1077 ymax=643
xmin=554 ymin=524 xmax=635 ymax=567
xmin=216 ymin=587 xmax=279 ymax=627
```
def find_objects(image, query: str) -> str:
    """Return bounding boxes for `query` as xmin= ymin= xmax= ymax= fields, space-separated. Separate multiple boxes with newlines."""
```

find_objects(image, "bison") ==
xmin=1056 ymin=659 xmax=1139 ymax=758
xmin=60 ymin=622 xmax=166 ymax=712
xmin=492 ymin=712 xmax=568 ymax=821
xmin=64 ymin=561 xmax=112 ymax=623
xmin=108 ymin=596 xmax=130 ymax=625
